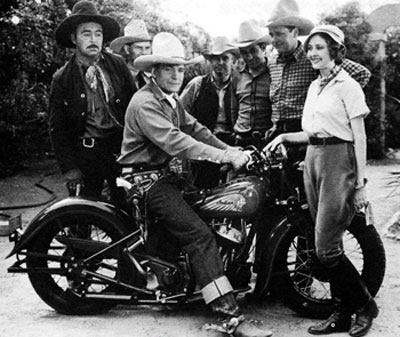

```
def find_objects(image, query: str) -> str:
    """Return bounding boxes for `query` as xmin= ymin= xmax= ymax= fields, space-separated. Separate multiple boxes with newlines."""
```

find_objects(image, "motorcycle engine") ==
xmin=210 ymin=218 xmax=245 ymax=245
xmin=142 ymin=254 xmax=191 ymax=293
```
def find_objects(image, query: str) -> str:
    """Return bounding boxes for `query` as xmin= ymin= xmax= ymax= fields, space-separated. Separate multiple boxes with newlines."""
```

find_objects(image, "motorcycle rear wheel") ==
xmin=26 ymin=208 xmax=132 ymax=315
xmin=270 ymin=212 xmax=386 ymax=318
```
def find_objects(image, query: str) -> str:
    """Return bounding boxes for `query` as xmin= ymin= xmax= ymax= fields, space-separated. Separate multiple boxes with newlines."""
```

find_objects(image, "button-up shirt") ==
xmin=269 ymin=42 xmax=371 ymax=122
xmin=231 ymin=60 xmax=272 ymax=133
xmin=118 ymin=79 xmax=229 ymax=166
xmin=302 ymin=69 xmax=370 ymax=141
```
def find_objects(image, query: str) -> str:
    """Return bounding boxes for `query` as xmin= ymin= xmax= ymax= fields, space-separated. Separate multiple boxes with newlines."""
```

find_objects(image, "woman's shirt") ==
xmin=302 ymin=68 xmax=369 ymax=142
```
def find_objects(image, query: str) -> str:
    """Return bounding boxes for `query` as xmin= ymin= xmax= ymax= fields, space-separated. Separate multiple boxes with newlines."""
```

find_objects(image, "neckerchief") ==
xmin=84 ymin=63 xmax=111 ymax=103
xmin=318 ymin=65 xmax=341 ymax=94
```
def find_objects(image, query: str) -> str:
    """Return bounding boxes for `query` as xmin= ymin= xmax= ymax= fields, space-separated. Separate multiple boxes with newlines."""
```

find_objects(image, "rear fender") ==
xmin=6 ymin=197 xmax=133 ymax=257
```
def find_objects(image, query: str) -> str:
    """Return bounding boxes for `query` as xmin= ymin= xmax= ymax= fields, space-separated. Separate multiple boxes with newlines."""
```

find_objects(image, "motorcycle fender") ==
xmin=6 ymin=197 xmax=132 ymax=258
xmin=255 ymin=215 xmax=296 ymax=293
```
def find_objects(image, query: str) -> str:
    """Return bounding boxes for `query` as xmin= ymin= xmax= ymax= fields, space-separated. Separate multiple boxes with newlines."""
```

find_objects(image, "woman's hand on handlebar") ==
xmin=263 ymin=135 xmax=285 ymax=154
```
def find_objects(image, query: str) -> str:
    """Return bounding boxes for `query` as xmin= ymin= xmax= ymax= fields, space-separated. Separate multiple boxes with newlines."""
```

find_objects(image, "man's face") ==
xmin=269 ymin=26 xmax=298 ymax=55
xmin=153 ymin=64 xmax=185 ymax=94
xmin=208 ymin=52 xmax=235 ymax=79
xmin=124 ymin=41 xmax=152 ymax=63
xmin=71 ymin=22 xmax=103 ymax=60
xmin=239 ymin=44 xmax=265 ymax=70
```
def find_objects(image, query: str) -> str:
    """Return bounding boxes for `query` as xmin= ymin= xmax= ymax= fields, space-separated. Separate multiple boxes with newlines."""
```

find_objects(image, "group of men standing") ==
xmin=48 ymin=1 xmax=373 ymax=337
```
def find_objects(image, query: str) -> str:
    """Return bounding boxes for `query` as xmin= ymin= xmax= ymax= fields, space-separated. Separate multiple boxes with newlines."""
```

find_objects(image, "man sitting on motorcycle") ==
xmin=118 ymin=32 xmax=272 ymax=337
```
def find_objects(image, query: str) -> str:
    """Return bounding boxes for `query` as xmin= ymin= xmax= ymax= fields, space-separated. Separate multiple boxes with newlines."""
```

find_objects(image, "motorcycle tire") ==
xmin=269 ymin=211 xmax=385 ymax=318
xmin=26 ymin=208 xmax=133 ymax=315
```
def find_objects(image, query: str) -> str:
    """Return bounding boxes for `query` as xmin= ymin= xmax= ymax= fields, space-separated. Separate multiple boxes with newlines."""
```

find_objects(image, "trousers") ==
xmin=303 ymin=142 xmax=356 ymax=264
xmin=146 ymin=175 xmax=225 ymax=288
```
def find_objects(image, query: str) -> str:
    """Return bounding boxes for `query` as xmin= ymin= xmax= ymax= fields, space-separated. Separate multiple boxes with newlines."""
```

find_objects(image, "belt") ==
xmin=121 ymin=163 xmax=169 ymax=174
xmin=80 ymin=137 xmax=116 ymax=149
xmin=309 ymin=136 xmax=352 ymax=145
xmin=235 ymin=130 xmax=265 ymax=139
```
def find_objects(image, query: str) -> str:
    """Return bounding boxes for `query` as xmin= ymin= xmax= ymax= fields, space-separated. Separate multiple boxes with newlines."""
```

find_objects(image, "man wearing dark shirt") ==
xmin=49 ymin=1 xmax=136 ymax=199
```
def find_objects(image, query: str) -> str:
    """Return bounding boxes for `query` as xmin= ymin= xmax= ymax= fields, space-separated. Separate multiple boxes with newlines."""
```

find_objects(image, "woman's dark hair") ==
xmin=305 ymin=32 xmax=346 ymax=65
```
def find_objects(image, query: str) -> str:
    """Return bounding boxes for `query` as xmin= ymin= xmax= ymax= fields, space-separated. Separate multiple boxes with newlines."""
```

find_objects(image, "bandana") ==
xmin=85 ymin=63 xmax=111 ymax=102
xmin=318 ymin=65 xmax=341 ymax=94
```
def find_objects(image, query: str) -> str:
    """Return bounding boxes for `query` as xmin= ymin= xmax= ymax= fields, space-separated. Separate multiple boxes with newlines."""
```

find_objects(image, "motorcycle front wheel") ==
xmin=26 ymin=208 xmax=133 ymax=315
xmin=270 ymin=211 xmax=386 ymax=318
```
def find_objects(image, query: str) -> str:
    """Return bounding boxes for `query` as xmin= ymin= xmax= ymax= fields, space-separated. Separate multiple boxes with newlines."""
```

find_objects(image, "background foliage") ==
xmin=0 ymin=0 xmax=400 ymax=177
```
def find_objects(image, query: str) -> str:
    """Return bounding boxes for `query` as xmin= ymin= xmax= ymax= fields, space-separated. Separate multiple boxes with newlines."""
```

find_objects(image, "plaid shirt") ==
xmin=231 ymin=61 xmax=272 ymax=133
xmin=269 ymin=42 xmax=371 ymax=122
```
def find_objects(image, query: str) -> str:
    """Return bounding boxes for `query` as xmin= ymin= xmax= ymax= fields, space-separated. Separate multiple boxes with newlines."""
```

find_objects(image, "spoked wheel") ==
xmin=26 ymin=209 xmax=133 ymax=315
xmin=271 ymin=212 xmax=386 ymax=318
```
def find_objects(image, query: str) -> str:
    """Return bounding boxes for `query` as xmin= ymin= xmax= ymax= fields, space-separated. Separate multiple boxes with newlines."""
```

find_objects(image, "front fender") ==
xmin=7 ymin=197 xmax=133 ymax=258
xmin=254 ymin=207 xmax=312 ymax=295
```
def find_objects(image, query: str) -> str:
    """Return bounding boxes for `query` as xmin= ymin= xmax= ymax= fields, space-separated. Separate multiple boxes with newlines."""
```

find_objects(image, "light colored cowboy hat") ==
xmin=304 ymin=25 xmax=345 ymax=48
xmin=110 ymin=19 xmax=152 ymax=54
xmin=55 ymin=0 xmax=120 ymax=48
xmin=134 ymin=32 xmax=197 ymax=72
xmin=202 ymin=36 xmax=240 ymax=58
xmin=228 ymin=20 xmax=271 ymax=49
xmin=266 ymin=0 xmax=314 ymax=36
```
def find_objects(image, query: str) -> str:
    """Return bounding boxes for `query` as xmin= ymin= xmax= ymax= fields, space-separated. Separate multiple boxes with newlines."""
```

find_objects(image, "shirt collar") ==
xmin=277 ymin=41 xmax=304 ymax=64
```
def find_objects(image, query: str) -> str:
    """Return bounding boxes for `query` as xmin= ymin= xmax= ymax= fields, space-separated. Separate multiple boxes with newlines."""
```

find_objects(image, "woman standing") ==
xmin=264 ymin=25 xmax=378 ymax=337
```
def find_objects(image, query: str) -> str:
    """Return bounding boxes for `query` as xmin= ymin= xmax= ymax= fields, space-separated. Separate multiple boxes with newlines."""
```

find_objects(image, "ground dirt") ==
xmin=0 ymin=157 xmax=400 ymax=337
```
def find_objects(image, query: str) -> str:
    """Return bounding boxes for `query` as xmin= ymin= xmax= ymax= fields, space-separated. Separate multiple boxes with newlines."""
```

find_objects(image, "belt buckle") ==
xmin=82 ymin=138 xmax=95 ymax=148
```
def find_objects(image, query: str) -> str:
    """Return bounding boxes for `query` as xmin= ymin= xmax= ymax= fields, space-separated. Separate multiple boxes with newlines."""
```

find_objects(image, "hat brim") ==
xmin=56 ymin=15 xmax=120 ymax=48
xmin=110 ymin=35 xmax=152 ymax=53
xmin=266 ymin=16 xmax=315 ymax=36
xmin=227 ymin=35 xmax=271 ymax=49
xmin=202 ymin=47 xmax=240 ymax=58
xmin=134 ymin=55 xmax=198 ymax=73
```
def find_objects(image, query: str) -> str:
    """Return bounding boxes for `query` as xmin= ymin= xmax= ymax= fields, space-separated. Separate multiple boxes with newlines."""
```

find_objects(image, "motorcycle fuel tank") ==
xmin=194 ymin=176 xmax=270 ymax=218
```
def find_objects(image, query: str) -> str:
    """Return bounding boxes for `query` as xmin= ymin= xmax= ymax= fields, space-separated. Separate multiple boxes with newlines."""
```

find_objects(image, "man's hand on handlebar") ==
xmin=222 ymin=149 xmax=252 ymax=171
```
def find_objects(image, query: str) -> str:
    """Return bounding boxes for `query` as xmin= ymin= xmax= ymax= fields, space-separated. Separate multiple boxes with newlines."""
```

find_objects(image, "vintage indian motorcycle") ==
xmin=7 ymin=147 xmax=386 ymax=318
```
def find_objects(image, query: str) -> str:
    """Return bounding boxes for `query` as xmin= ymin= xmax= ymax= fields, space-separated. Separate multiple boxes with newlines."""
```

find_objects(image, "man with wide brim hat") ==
xmin=119 ymin=32 xmax=272 ymax=337
xmin=55 ymin=0 xmax=120 ymax=48
xmin=228 ymin=20 xmax=272 ymax=149
xmin=180 ymin=36 xmax=240 ymax=188
xmin=228 ymin=20 xmax=271 ymax=49
xmin=265 ymin=0 xmax=371 ymax=147
xmin=110 ymin=19 xmax=152 ymax=89
xmin=49 ymin=0 xmax=136 ymax=201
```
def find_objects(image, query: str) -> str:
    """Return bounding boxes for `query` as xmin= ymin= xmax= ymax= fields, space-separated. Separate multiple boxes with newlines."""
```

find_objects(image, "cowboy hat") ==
xmin=55 ymin=0 xmax=120 ymax=48
xmin=134 ymin=32 xmax=196 ymax=72
xmin=304 ymin=25 xmax=345 ymax=48
xmin=202 ymin=36 xmax=239 ymax=58
xmin=228 ymin=20 xmax=271 ymax=49
xmin=266 ymin=0 xmax=314 ymax=36
xmin=110 ymin=19 xmax=152 ymax=54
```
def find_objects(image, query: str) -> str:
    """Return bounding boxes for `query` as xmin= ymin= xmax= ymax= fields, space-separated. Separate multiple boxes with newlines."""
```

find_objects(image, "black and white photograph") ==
xmin=1 ymin=0 xmax=400 ymax=336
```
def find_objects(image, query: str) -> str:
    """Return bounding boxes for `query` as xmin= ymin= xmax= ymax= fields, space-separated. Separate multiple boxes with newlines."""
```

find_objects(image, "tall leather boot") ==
xmin=308 ymin=280 xmax=352 ymax=335
xmin=309 ymin=255 xmax=378 ymax=337
xmin=210 ymin=293 xmax=273 ymax=337
xmin=332 ymin=256 xmax=378 ymax=337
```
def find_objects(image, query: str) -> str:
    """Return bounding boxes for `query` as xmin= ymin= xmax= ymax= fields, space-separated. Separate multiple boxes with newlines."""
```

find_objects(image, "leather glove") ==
xmin=64 ymin=168 xmax=84 ymax=196
xmin=354 ymin=187 xmax=368 ymax=212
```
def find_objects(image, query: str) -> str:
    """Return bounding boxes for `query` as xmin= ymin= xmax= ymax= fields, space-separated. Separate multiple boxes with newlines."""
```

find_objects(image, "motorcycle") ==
xmin=6 ymin=147 xmax=386 ymax=318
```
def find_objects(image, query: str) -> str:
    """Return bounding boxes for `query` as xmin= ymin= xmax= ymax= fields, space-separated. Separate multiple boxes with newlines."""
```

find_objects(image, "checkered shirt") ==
xmin=269 ymin=43 xmax=371 ymax=122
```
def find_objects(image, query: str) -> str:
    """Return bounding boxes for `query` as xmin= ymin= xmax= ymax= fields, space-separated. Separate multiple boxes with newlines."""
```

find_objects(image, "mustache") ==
xmin=87 ymin=44 xmax=100 ymax=49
